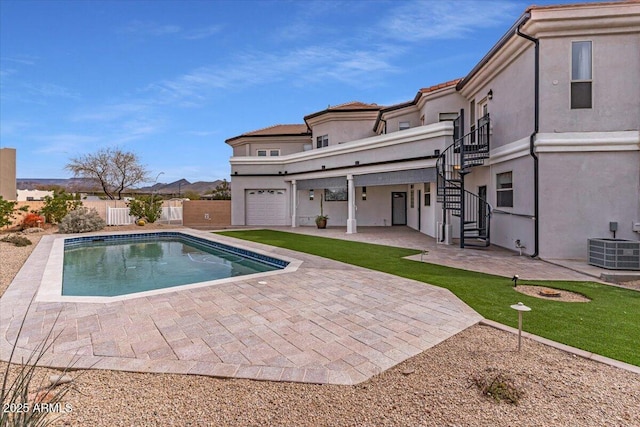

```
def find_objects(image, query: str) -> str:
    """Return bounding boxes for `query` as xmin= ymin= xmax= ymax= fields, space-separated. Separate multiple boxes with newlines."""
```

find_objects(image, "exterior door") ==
xmin=392 ymin=192 xmax=407 ymax=225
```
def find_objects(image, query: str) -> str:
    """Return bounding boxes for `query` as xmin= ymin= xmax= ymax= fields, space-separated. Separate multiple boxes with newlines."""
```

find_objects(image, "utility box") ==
xmin=588 ymin=238 xmax=640 ymax=270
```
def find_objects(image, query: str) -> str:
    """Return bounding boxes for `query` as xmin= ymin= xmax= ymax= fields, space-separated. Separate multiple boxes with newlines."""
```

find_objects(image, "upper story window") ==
xmin=316 ymin=135 xmax=328 ymax=148
xmin=439 ymin=112 xmax=458 ymax=122
xmin=571 ymin=41 xmax=592 ymax=109
xmin=257 ymin=149 xmax=280 ymax=156
xmin=496 ymin=172 xmax=513 ymax=208
xmin=399 ymin=121 xmax=411 ymax=131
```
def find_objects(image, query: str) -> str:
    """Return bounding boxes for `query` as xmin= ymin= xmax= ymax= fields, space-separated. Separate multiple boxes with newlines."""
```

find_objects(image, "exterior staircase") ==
xmin=436 ymin=111 xmax=492 ymax=248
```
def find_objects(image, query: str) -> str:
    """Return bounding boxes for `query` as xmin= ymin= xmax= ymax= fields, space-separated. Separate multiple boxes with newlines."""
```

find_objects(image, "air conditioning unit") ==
xmin=588 ymin=238 xmax=640 ymax=270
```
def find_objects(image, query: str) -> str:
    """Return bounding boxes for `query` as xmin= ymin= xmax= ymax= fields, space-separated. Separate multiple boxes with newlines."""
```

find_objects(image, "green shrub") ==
xmin=41 ymin=190 xmax=82 ymax=224
xmin=127 ymin=196 xmax=163 ymax=223
xmin=0 ymin=197 xmax=29 ymax=228
xmin=58 ymin=207 xmax=105 ymax=233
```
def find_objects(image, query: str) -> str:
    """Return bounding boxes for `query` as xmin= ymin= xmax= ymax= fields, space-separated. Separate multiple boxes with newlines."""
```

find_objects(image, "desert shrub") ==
xmin=41 ymin=190 xmax=82 ymax=224
xmin=0 ymin=234 xmax=32 ymax=247
xmin=22 ymin=213 xmax=45 ymax=229
xmin=127 ymin=195 xmax=163 ymax=223
xmin=1 ymin=300 xmax=76 ymax=427
xmin=58 ymin=207 xmax=105 ymax=233
xmin=470 ymin=369 xmax=524 ymax=404
xmin=0 ymin=197 xmax=29 ymax=228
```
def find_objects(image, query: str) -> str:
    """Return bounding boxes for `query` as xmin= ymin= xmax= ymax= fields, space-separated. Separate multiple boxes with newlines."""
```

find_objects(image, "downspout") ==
xmin=516 ymin=17 xmax=540 ymax=258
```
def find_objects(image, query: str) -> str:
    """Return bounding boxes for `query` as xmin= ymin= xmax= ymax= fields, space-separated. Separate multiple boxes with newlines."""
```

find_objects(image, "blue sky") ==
xmin=0 ymin=0 xmax=600 ymax=184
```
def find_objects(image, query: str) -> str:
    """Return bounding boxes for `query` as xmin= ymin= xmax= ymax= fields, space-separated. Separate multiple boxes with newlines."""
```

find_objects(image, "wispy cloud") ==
xmin=183 ymin=25 xmax=223 ymax=40
xmin=147 ymin=44 xmax=398 ymax=105
xmin=381 ymin=0 xmax=520 ymax=42
xmin=1 ymin=55 xmax=37 ymax=66
xmin=118 ymin=20 xmax=181 ymax=37
xmin=118 ymin=21 xmax=222 ymax=40
xmin=33 ymin=133 xmax=102 ymax=154
xmin=71 ymin=102 xmax=150 ymax=122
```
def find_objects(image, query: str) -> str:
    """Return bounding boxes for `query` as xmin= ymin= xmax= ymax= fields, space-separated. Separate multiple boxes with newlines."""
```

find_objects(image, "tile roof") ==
xmin=418 ymin=78 xmax=462 ymax=95
xmin=325 ymin=101 xmax=382 ymax=110
xmin=241 ymin=124 xmax=309 ymax=137
xmin=526 ymin=1 xmax=639 ymax=13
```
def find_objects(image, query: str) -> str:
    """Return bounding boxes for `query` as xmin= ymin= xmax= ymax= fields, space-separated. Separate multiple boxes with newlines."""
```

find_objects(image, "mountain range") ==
xmin=17 ymin=178 xmax=225 ymax=195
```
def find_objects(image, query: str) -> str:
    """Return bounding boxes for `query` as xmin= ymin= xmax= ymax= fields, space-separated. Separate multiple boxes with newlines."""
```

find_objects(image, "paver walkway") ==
xmin=0 ymin=229 xmax=481 ymax=385
xmin=269 ymin=226 xmax=622 ymax=282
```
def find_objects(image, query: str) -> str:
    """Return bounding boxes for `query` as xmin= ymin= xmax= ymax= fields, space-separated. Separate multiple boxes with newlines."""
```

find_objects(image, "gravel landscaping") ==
xmin=1 ymin=227 xmax=639 ymax=426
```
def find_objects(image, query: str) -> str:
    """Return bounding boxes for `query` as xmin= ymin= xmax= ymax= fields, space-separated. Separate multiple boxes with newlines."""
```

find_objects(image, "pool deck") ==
xmin=1 ymin=228 xmax=482 ymax=385
xmin=4 ymin=226 xmax=635 ymax=385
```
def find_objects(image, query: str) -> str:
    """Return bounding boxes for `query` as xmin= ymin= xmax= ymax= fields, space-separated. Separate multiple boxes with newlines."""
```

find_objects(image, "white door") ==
xmin=245 ymin=189 xmax=287 ymax=225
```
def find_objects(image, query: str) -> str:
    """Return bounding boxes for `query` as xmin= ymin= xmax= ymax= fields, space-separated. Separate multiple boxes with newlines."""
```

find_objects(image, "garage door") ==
xmin=246 ymin=189 xmax=287 ymax=225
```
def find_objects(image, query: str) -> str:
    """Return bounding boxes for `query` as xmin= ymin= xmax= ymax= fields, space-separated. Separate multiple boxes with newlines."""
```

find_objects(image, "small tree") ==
xmin=211 ymin=179 xmax=231 ymax=200
xmin=65 ymin=147 xmax=149 ymax=200
xmin=0 ymin=197 xmax=28 ymax=228
xmin=127 ymin=196 xmax=163 ymax=223
xmin=41 ymin=190 xmax=82 ymax=224
xmin=182 ymin=190 xmax=201 ymax=200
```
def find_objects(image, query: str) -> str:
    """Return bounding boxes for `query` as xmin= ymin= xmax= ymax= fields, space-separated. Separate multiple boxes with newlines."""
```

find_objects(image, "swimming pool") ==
xmin=36 ymin=230 xmax=299 ymax=302
xmin=63 ymin=232 xmax=287 ymax=297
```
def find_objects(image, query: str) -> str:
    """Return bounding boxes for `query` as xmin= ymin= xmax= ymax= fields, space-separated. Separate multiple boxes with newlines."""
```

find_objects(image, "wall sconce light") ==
xmin=362 ymin=186 xmax=367 ymax=201
xmin=488 ymin=89 xmax=493 ymax=100
xmin=309 ymin=189 xmax=314 ymax=200
xmin=434 ymin=149 xmax=440 ymax=156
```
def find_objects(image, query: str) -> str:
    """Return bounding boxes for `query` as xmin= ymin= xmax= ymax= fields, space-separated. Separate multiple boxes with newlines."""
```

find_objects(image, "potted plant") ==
xmin=315 ymin=196 xmax=328 ymax=229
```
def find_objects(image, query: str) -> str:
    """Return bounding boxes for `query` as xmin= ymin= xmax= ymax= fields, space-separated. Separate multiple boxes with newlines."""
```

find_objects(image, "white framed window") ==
xmin=410 ymin=184 xmax=414 ymax=208
xmin=316 ymin=134 xmax=328 ymax=148
xmin=256 ymin=149 xmax=280 ymax=156
xmin=571 ymin=40 xmax=592 ymax=109
xmin=439 ymin=112 xmax=458 ymax=122
xmin=399 ymin=121 xmax=411 ymax=131
xmin=496 ymin=172 xmax=513 ymax=208
xmin=424 ymin=183 xmax=431 ymax=206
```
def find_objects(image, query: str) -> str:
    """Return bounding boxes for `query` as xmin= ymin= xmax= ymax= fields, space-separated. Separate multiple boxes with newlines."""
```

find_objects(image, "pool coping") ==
xmin=36 ymin=229 xmax=302 ymax=304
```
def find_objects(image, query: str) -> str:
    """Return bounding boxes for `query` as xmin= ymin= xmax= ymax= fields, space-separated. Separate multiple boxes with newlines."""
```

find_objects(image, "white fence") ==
xmin=106 ymin=206 xmax=183 ymax=226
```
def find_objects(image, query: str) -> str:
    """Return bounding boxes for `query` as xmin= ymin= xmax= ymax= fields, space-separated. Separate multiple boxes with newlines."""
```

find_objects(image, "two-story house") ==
xmin=227 ymin=1 xmax=640 ymax=261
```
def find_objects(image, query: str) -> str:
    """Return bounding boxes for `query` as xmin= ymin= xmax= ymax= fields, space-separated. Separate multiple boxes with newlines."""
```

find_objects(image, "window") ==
xmin=410 ymin=184 xmax=414 ymax=208
xmin=424 ymin=184 xmax=431 ymax=206
xmin=496 ymin=172 xmax=513 ymax=207
xmin=316 ymin=134 xmax=328 ymax=148
xmin=257 ymin=149 xmax=279 ymax=156
xmin=399 ymin=121 xmax=410 ymax=131
xmin=439 ymin=112 xmax=458 ymax=122
xmin=571 ymin=41 xmax=592 ymax=109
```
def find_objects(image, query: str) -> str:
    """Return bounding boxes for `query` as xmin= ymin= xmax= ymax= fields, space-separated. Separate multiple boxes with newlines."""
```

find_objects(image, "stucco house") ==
xmin=227 ymin=1 xmax=640 ymax=260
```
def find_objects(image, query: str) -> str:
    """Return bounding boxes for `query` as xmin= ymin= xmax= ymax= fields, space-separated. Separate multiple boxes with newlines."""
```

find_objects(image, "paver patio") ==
xmin=0 ymin=229 xmax=482 ymax=385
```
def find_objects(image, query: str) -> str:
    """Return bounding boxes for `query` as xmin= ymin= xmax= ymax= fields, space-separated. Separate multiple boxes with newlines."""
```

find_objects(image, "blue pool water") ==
xmin=62 ymin=233 xmax=285 ymax=297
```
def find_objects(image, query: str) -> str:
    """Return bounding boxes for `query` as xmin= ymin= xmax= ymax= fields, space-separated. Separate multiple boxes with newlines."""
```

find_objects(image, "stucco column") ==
xmin=291 ymin=180 xmax=298 ymax=228
xmin=346 ymin=174 xmax=357 ymax=234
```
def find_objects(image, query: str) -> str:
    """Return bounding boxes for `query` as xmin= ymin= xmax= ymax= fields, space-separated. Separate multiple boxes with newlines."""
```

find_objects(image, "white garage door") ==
xmin=246 ymin=189 xmax=287 ymax=226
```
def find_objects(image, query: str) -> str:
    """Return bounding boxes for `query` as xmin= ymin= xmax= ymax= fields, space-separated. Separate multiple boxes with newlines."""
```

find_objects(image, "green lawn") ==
xmin=218 ymin=229 xmax=640 ymax=366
